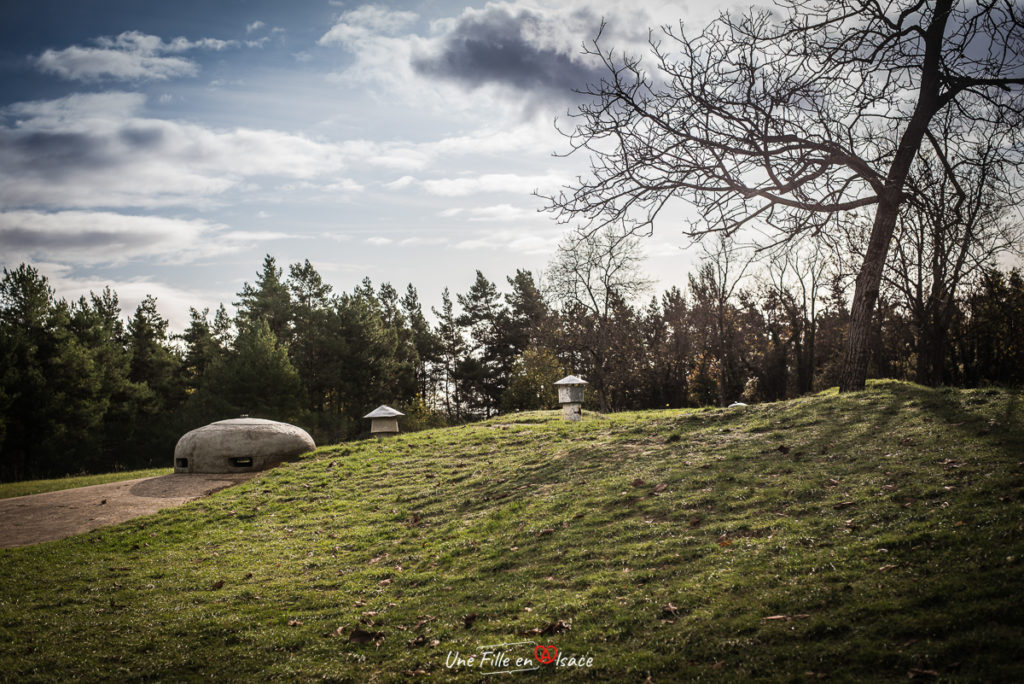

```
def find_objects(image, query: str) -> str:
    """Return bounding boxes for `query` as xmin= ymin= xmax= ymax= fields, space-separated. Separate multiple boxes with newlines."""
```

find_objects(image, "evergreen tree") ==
xmin=456 ymin=271 xmax=506 ymax=416
xmin=236 ymin=254 xmax=292 ymax=342
xmin=433 ymin=288 xmax=466 ymax=421
xmin=401 ymin=284 xmax=440 ymax=400
xmin=287 ymin=260 xmax=334 ymax=412
xmin=0 ymin=266 xmax=106 ymax=478
xmin=199 ymin=319 xmax=302 ymax=420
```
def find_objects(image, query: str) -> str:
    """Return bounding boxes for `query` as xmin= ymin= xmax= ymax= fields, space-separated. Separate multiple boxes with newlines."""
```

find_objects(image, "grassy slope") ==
xmin=0 ymin=468 xmax=174 ymax=499
xmin=0 ymin=381 xmax=1022 ymax=682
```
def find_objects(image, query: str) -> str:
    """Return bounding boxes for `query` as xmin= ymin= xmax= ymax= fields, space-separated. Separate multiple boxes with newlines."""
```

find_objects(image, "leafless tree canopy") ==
xmin=545 ymin=0 xmax=1024 ymax=390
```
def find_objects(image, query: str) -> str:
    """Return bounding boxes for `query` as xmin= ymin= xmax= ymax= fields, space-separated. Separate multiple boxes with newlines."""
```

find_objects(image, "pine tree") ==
xmin=433 ymin=288 xmax=466 ymax=421
xmin=235 ymin=255 xmax=292 ymax=342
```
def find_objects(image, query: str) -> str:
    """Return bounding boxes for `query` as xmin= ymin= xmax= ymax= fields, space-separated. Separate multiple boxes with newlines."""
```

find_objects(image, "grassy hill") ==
xmin=1 ymin=380 xmax=1022 ymax=682
xmin=0 ymin=467 xmax=174 ymax=499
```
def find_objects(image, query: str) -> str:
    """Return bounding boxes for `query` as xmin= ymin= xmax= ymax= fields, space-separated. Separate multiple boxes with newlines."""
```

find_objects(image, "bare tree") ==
xmin=760 ymin=240 xmax=833 ymax=394
xmin=883 ymin=128 xmax=1023 ymax=385
xmin=545 ymin=0 xmax=1024 ymax=391
xmin=687 ymin=235 xmax=753 ymax=406
xmin=546 ymin=227 xmax=651 ymax=410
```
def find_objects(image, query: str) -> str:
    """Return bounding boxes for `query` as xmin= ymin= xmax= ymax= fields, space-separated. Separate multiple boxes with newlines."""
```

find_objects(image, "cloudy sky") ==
xmin=0 ymin=0 xmax=727 ymax=328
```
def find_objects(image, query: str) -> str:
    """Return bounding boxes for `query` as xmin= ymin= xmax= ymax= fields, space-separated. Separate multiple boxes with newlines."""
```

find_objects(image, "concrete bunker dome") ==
xmin=173 ymin=417 xmax=315 ymax=474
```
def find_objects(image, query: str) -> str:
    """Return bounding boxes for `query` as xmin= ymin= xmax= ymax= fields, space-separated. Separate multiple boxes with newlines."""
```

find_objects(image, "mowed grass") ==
xmin=0 ymin=467 xmax=174 ymax=499
xmin=1 ymin=380 xmax=1022 ymax=682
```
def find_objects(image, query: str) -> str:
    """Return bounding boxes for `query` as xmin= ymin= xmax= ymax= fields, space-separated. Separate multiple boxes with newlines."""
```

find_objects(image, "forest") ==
xmin=2 ymin=230 xmax=1023 ymax=481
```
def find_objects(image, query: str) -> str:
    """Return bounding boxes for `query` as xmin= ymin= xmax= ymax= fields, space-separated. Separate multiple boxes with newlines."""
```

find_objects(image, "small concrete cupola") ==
xmin=554 ymin=375 xmax=588 ymax=421
xmin=364 ymin=405 xmax=404 ymax=435
xmin=173 ymin=417 xmax=315 ymax=474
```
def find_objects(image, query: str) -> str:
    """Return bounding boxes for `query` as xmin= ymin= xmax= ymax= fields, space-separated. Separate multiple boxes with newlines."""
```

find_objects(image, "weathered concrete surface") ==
xmin=174 ymin=418 xmax=315 ymax=474
xmin=0 ymin=473 xmax=255 ymax=549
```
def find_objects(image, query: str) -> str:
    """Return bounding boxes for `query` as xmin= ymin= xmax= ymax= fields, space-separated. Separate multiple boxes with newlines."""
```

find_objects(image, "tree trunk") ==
xmin=839 ymin=199 xmax=901 ymax=392
xmin=838 ymin=0 xmax=952 ymax=392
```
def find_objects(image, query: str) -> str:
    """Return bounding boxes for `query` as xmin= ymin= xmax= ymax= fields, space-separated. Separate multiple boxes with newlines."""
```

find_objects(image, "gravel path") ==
xmin=0 ymin=473 xmax=256 ymax=549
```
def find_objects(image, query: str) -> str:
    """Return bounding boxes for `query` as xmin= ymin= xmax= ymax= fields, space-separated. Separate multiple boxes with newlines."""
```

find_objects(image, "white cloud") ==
xmin=322 ymin=178 xmax=365 ymax=193
xmin=36 ymin=264 xmax=227 ymax=333
xmin=366 ymin=236 xmax=394 ymax=245
xmin=421 ymin=172 xmax=567 ymax=197
xmin=385 ymin=175 xmax=417 ymax=189
xmin=452 ymin=228 xmax=559 ymax=255
xmin=0 ymin=93 xmax=353 ymax=209
xmin=398 ymin=236 xmax=447 ymax=247
xmin=319 ymin=5 xmax=419 ymax=47
xmin=35 ymin=30 xmax=235 ymax=82
xmin=0 ymin=210 xmax=284 ymax=267
xmin=439 ymin=204 xmax=540 ymax=222
xmin=246 ymin=20 xmax=266 ymax=34
xmin=464 ymin=204 xmax=540 ymax=222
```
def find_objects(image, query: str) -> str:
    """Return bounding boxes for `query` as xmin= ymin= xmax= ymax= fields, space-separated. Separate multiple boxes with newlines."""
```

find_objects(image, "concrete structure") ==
xmin=173 ymin=418 xmax=315 ymax=474
xmin=554 ymin=375 xmax=588 ymax=421
xmin=364 ymin=405 xmax=404 ymax=435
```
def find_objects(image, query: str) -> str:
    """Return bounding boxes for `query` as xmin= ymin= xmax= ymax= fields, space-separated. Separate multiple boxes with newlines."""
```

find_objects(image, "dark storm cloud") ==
xmin=0 ymin=226 xmax=159 ymax=251
xmin=412 ymin=7 xmax=604 ymax=96
xmin=1 ymin=130 xmax=114 ymax=176
xmin=0 ymin=124 xmax=164 ymax=181
xmin=119 ymin=126 xmax=164 ymax=148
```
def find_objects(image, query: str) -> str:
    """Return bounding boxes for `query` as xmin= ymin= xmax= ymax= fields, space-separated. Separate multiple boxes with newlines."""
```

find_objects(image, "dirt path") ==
xmin=0 ymin=473 xmax=257 ymax=549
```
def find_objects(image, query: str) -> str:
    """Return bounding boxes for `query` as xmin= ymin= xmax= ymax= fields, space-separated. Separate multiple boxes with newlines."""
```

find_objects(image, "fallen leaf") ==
xmin=878 ymin=564 xmax=898 ymax=572
xmin=833 ymin=501 xmax=856 ymax=510
xmin=763 ymin=615 xmax=789 ymax=621
xmin=429 ymin=639 xmax=440 ymax=647
xmin=211 ymin=580 xmax=225 ymax=590
xmin=354 ymin=600 xmax=366 ymax=607
xmin=463 ymin=613 xmax=478 ymax=628
xmin=661 ymin=603 xmax=679 ymax=618
xmin=653 ymin=483 xmax=668 ymax=493
xmin=907 ymin=668 xmax=940 ymax=679
xmin=408 ymin=635 xmax=427 ymax=647
xmin=538 ymin=528 xmax=555 ymax=536
xmin=378 ymin=578 xmax=392 ymax=586
xmin=541 ymin=619 xmax=572 ymax=635
xmin=288 ymin=619 xmax=304 ymax=627
xmin=348 ymin=628 xmax=384 ymax=644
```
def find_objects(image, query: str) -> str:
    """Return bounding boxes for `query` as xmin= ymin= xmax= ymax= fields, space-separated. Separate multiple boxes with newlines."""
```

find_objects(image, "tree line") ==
xmin=2 ymin=243 xmax=1022 ymax=481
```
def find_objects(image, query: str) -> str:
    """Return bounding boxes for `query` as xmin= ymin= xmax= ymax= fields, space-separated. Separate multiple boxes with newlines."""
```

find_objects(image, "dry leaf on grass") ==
xmin=348 ymin=628 xmax=384 ymax=644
